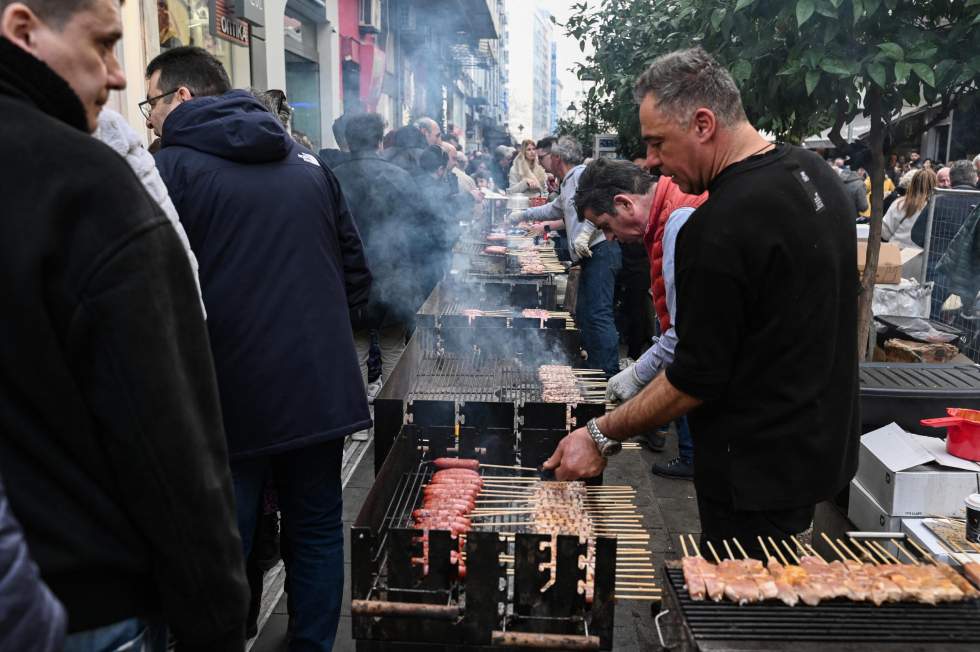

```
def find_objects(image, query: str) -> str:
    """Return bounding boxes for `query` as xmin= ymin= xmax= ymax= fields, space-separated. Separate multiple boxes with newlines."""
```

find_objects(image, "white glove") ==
xmin=573 ymin=222 xmax=597 ymax=259
xmin=606 ymin=364 xmax=646 ymax=403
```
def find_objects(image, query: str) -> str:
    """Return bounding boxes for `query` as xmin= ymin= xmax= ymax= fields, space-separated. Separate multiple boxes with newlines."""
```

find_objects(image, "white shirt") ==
xmin=524 ymin=164 xmax=605 ymax=262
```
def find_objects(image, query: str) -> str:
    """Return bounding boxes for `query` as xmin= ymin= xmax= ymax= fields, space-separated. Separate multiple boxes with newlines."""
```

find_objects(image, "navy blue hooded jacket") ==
xmin=0 ymin=475 xmax=65 ymax=652
xmin=155 ymin=91 xmax=372 ymax=458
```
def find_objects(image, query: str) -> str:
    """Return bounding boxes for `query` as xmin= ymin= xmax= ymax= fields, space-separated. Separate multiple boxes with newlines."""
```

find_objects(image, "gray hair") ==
xmin=250 ymin=88 xmax=292 ymax=128
xmin=949 ymin=159 xmax=979 ymax=188
xmin=416 ymin=117 xmax=439 ymax=135
xmin=553 ymin=136 xmax=584 ymax=166
xmin=898 ymin=169 xmax=917 ymax=189
xmin=634 ymin=47 xmax=747 ymax=128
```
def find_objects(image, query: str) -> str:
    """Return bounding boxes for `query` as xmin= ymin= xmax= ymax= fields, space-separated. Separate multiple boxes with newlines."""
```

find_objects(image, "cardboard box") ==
xmin=902 ymin=518 xmax=980 ymax=565
xmin=855 ymin=423 xmax=980 ymax=518
xmin=883 ymin=338 xmax=961 ymax=363
xmin=858 ymin=241 xmax=902 ymax=285
xmin=849 ymin=479 xmax=903 ymax=532
xmin=900 ymin=246 xmax=923 ymax=281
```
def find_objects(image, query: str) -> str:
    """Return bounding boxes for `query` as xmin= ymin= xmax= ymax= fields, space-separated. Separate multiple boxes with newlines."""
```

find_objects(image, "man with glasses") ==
xmin=148 ymin=46 xmax=372 ymax=652
xmin=0 ymin=1 xmax=249 ymax=650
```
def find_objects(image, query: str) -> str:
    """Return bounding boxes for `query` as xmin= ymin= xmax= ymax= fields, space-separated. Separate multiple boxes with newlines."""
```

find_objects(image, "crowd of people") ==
xmin=829 ymin=154 xmax=980 ymax=236
xmin=1 ymin=0 xmax=976 ymax=650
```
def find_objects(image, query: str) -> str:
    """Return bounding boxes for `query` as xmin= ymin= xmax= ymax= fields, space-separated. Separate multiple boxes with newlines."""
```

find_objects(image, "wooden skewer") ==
xmin=723 ymin=540 xmax=736 ymax=561
xmin=849 ymin=538 xmax=886 ymax=565
xmin=616 ymin=573 xmax=659 ymax=579
xmin=861 ymin=540 xmax=893 ymax=565
xmin=870 ymin=540 xmax=901 ymax=565
xmin=705 ymin=541 xmax=722 ymax=564
xmin=970 ymin=541 xmax=980 ymax=554
xmin=615 ymin=595 xmax=662 ymax=601
xmin=805 ymin=544 xmax=825 ymax=561
xmin=480 ymin=463 xmax=539 ymax=471
xmin=766 ymin=537 xmax=788 ymax=565
xmin=836 ymin=538 xmax=869 ymax=565
xmin=893 ymin=540 xmax=921 ymax=565
xmin=757 ymin=536 xmax=772 ymax=562
xmin=779 ymin=539 xmax=801 ymax=564
xmin=790 ymin=535 xmax=809 ymax=559
xmin=616 ymin=582 xmax=659 ymax=588
xmin=680 ymin=535 xmax=690 ymax=558
xmin=733 ymin=538 xmax=750 ymax=560
xmin=906 ymin=538 xmax=939 ymax=565
xmin=820 ymin=533 xmax=849 ymax=563
xmin=687 ymin=534 xmax=702 ymax=558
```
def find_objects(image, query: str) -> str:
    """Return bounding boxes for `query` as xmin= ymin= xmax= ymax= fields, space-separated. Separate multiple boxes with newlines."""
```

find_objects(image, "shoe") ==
xmin=640 ymin=432 xmax=666 ymax=452
xmin=652 ymin=457 xmax=694 ymax=480
xmin=351 ymin=430 xmax=370 ymax=442
xmin=366 ymin=378 xmax=383 ymax=404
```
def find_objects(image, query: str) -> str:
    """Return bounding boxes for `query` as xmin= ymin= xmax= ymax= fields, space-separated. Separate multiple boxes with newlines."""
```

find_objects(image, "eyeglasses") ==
xmin=138 ymin=88 xmax=180 ymax=120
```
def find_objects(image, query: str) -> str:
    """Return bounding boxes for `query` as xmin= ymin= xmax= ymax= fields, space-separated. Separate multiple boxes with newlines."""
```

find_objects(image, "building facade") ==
xmin=505 ymin=0 xmax=556 ymax=143
xmin=112 ymin=0 xmax=507 ymax=152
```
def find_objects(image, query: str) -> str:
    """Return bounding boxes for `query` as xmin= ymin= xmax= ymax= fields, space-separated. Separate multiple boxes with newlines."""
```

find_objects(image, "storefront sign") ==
xmin=210 ymin=0 xmax=250 ymax=46
xmin=232 ymin=0 xmax=264 ymax=27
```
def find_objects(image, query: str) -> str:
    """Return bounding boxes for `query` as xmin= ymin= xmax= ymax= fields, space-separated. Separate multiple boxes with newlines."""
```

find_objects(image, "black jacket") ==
xmin=332 ymin=150 xmax=435 ymax=322
xmin=155 ymin=91 xmax=372 ymax=458
xmin=0 ymin=38 xmax=247 ymax=647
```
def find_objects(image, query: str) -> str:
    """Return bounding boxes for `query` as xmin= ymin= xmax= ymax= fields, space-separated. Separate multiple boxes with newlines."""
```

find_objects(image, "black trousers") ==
xmin=696 ymin=492 xmax=815 ymax=562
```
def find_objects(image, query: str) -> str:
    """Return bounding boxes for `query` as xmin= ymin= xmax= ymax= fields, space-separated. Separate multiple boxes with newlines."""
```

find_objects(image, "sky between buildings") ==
xmin=505 ymin=0 xmax=594 ymax=141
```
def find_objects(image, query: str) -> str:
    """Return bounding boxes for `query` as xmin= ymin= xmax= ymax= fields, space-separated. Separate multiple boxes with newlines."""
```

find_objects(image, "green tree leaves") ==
xmin=797 ymin=0 xmax=816 ymax=26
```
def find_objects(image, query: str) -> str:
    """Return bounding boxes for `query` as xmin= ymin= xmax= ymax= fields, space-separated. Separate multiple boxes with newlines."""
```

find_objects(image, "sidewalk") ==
xmin=251 ymin=430 xmax=700 ymax=651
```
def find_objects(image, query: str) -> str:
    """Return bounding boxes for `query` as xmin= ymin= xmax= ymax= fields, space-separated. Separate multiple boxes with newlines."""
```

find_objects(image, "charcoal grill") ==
xmin=351 ymin=424 xmax=618 ymax=650
xmin=656 ymin=561 xmax=980 ymax=651
xmin=417 ymin=279 xmax=566 ymax=330
xmin=454 ymin=241 xmax=508 ymax=275
xmin=373 ymin=331 xmax=606 ymax=472
xmin=435 ymin=276 xmax=559 ymax=311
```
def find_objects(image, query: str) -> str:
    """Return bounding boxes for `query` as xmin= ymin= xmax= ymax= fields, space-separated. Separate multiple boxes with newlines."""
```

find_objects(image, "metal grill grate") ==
xmin=407 ymin=352 xmax=591 ymax=404
xmin=664 ymin=566 xmax=980 ymax=643
xmin=922 ymin=188 xmax=980 ymax=362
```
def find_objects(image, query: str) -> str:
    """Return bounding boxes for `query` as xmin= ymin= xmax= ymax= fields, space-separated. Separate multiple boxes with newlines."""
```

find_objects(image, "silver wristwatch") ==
xmin=586 ymin=418 xmax=622 ymax=458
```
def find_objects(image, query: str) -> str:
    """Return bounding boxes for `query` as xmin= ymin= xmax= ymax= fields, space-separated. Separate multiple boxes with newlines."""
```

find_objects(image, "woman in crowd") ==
xmin=882 ymin=167 xmax=937 ymax=249
xmin=507 ymin=139 xmax=548 ymax=196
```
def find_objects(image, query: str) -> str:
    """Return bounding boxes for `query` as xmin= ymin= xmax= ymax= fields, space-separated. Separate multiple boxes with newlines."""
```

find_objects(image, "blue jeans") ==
xmin=64 ymin=619 xmax=167 ymax=652
xmin=232 ymin=439 xmax=344 ymax=652
xmin=576 ymin=240 xmax=622 ymax=377
xmin=676 ymin=416 xmax=694 ymax=465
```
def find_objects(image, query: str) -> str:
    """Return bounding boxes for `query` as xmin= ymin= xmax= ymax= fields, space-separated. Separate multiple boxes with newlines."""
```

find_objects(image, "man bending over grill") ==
xmin=574 ymin=158 xmax=706 ymax=481
xmin=543 ymin=48 xmax=860 ymax=560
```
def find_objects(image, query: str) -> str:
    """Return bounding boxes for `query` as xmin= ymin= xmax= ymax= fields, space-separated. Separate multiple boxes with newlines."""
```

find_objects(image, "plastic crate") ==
xmin=860 ymin=362 xmax=980 ymax=435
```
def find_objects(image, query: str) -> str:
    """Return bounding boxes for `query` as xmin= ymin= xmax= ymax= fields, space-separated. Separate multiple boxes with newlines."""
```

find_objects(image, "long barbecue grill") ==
xmin=658 ymin=562 xmax=980 ymax=651
xmin=351 ymin=425 xmax=622 ymax=651
xmin=373 ymin=330 xmax=607 ymax=473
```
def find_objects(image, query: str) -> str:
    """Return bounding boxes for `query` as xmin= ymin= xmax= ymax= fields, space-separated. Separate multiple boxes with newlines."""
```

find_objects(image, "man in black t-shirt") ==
xmin=543 ymin=47 xmax=859 ymax=559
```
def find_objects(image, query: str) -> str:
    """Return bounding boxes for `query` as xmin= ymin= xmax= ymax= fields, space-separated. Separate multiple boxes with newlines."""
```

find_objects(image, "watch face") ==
xmin=602 ymin=440 xmax=622 ymax=457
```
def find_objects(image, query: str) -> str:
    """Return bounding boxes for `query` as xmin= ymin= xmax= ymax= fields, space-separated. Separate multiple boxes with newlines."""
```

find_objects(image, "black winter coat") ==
xmin=155 ymin=91 xmax=372 ymax=458
xmin=332 ymin=150 xmax=435 ymax=322
xmin=0 ymin=37 xmax=248 ymax=648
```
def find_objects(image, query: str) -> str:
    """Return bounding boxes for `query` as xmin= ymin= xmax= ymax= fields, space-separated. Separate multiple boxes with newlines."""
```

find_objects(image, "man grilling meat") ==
xmin=543 ymin=48 xmax=860 ymax=560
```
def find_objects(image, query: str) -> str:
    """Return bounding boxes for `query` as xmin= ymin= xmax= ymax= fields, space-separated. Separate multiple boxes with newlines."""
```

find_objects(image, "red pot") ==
xmin=921 ymin=408 xmax=980 ymax=462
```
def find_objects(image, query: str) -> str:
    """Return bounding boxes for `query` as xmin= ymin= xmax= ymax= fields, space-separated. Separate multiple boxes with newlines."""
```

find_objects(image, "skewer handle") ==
xmin=351 ymin=600 xmax=461 ymax=620
xmin=491 ymin=631 xmax=600 ymax=650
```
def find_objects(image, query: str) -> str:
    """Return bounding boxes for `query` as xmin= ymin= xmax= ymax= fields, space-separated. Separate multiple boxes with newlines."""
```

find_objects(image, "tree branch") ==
xmin=827 ymin=100 xmax=850 ymax=151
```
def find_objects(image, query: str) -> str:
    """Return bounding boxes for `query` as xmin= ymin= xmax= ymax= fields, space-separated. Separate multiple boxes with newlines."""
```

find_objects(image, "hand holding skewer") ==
xmin=541 ymin=427 xmax=607 ymax=481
